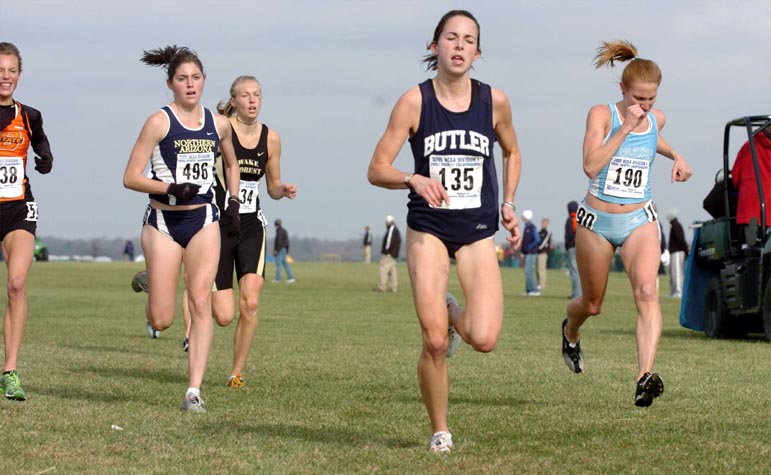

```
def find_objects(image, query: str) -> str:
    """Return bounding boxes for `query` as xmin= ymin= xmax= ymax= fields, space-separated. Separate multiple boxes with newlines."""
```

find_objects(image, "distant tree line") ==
xmin=38 ymin=235 xmax=402 ymax=262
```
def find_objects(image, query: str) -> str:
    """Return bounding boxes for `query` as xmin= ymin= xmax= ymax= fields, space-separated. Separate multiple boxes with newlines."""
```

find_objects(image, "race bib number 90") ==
xmin=603 ymin=156 xmax=649 ymax=199
xmin=176 ymin=153 xmax=214 ymax=194
xmin=429 ymin=154 xmax=483 ymax=210
xmin=576 ymin=204 xmax=596 ymax=231
xmin=0 ymin=156 xmax=23 ymax=198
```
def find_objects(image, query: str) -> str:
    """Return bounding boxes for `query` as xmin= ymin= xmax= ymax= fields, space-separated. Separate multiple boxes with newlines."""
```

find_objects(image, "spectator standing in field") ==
xmin=363 ymin=225 xmax=373 ymax=263
xmin=272 ymin=219 xmax=294 ymax=283
xmin=0 ymin=42 xmax=55 ymax=401
xmin=521 ymin=210 xmax=540 ymax=296
xmin=667 ymin=209 xmax=687 ymax=298
xmin=123 ymin=240 xmax=135 ymax=261
xmin=373 ymin=216 xmax=401 ymax=292
xmin=367 ymin=10 xmax=522 ymax=452
xmin=564 ymin=200 xmax=581 ymax=299
xmin=536 ymin=217 xmax=552 ymax=290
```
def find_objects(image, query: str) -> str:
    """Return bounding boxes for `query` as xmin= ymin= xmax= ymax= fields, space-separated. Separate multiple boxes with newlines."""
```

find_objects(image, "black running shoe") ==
xmin=562 ymin=318 xmax=583 ymax=373
xmin=635 ymin=372 xmax=664 ymax=407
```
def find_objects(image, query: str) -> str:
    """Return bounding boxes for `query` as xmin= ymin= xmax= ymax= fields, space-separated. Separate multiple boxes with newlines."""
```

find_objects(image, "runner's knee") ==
xmin=634 ymin=282 xmax=658 ymax=304
xmin=6 ymin=275 xmax=27 ymax=301
xmin=423 ymin=333 xmax=449 ymax=359
xmin=469 ymin=333 xmax=497 ymax=353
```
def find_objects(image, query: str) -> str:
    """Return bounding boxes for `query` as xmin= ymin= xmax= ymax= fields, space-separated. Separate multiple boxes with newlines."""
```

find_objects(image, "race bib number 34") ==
xmin=0 ymin=156 xmax=23 ymax=198
xmin=603 ymin=156 xmax=649 ymax=199
xmin=238 ymin=180 xmax=259 ymax=214
xmin=429 ymin=154 xmax=483 ymax=210
xmin=176 ymin=153 xmax=214 ymax=193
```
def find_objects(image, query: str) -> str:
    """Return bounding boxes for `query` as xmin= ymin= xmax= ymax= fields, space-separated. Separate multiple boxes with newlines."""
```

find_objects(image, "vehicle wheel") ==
xmin=763 ymin=284 xmax=771 ymax=342
xmin=705 ymin=278 xmax=727 ymax=339
xmin=39 ymin=248 xmax=49 ymax=262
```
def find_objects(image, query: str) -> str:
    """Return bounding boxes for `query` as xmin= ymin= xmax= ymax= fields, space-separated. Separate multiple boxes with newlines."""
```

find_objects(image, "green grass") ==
xmin=2 ymin=261 xmax=771 ymax=474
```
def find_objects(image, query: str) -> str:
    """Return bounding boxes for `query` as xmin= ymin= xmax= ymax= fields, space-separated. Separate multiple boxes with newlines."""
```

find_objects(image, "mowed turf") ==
xmin=2 ymin=261 xmax=771 ymax=474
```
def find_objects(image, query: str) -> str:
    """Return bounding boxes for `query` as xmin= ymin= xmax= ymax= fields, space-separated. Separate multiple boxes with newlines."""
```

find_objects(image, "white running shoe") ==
xmin=180 ymin=392 xmax=206 ymax=413
xmin=147 ymin=321 xmax=160 ymax=339
xmin=446 ymin=293 xmax=461 ymax=358
xmin=430 ymin=431 xmax=453 ymax=452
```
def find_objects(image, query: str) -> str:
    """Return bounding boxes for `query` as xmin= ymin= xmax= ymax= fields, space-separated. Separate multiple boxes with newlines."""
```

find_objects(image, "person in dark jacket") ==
xmin=565 ymin=201 xmax=581 ymax=298
xmin=363 ymin=225 xmax=373 ymax=263
xmin=667 ymin=209 xmax=688 ymax=298
xmin=521 ymin=210 xmax=540 ymax=295
xmin=536 ymin=218 xmax=552 ymax=290
xmin=273 ymin=219 xmax=294 ymax=283
xmin=373 ymin=215 xmax=401 ymax=292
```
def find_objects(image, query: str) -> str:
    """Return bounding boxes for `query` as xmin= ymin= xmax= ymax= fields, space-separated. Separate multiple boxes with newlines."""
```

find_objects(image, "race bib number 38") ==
xmin=429 ymin=154 xmax=483 ymax=210
xmin=603 ymin=156 xmax=649 ymax=199
xmin=176 ymin=153 xmax=214 ymax=193
xmin=0 ymin=156 xmax=23 ymax=198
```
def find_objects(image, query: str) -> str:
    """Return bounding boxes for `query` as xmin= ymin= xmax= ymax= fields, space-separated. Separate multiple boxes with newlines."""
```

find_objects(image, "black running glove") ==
xmin=167 ymin=183 xmax=201 ymax=204
xmin=226 ymin=198 xmax=241 ymax=238
xmin=34 ymin=153 xmax=53 ymax=174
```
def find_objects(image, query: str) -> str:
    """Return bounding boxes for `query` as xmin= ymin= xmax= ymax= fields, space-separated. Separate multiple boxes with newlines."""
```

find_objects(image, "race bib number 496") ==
xmin=429 ymin=154 xmax=483 ymax=210
xmin=176 ymin=153 xmax=214 ymax=194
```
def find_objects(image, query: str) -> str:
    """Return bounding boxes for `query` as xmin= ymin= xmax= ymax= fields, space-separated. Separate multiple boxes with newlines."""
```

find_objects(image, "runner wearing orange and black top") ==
xmin=0 ymin=42 xmax=54 ymax=401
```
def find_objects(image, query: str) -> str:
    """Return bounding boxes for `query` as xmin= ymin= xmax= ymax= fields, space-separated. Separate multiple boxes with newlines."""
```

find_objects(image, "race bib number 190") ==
xmin=429 ymin=154 xmax=483 ymax=210
xmin=176 ymin=153 xmax=214 ymax=194
xmin=603 ymin=156 xmax=649 ymax=199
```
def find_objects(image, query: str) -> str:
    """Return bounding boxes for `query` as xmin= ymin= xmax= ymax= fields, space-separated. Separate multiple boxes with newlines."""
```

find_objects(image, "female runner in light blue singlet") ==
xmin=561 ymin=40 xmax=692 ymax=409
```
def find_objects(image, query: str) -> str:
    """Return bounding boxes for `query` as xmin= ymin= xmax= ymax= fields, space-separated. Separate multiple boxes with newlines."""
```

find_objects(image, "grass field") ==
xmin=2 ymin=261 xmax=771 ymax=474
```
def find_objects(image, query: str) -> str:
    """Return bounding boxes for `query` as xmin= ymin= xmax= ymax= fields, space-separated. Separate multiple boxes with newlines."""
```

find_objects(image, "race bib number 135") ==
xmin=429 ymin=154 xmax=483 ymax=210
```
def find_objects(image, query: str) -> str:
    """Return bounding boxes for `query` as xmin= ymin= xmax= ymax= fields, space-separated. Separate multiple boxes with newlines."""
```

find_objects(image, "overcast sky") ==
xmin=3 ymin=0 xmax=770 ymax=244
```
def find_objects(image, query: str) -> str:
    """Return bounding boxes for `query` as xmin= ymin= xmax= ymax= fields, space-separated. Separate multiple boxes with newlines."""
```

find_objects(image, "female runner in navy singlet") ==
xmin=561 ymin=41 xmax=692 ymax=408
xmin=368 ymin=10 xmax=523 ymax=452
xmin=123 ymin=46 xmax=241 ymax=413
xmin=0 ymin=42 xmax=54 ymax=401
xmin=212 ymin=76 xmax=296 ymax=389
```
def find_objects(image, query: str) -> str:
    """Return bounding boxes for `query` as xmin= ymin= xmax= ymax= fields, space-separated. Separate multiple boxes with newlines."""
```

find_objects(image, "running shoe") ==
xmin=429 ymin=431 xmax=453 ymax=453
xmin=286 ymin=279 xmax=296 ymax=284
xmin=635 ymin=372 xmax=664 ymax=408
xmin=180 ymin=393 xmax=206 ymax=413
xmin=131 ymin=271 xmax=149 ymax=293
xmin=561 ymin=318 xmax=583 ymax=373
xmin=147 ymin=321 xmax=160 ymax=339
xmin=182 ymin=337 xmax=189 ymax=352
xmin=446 ymin=292 xmax=462 ymax=358
xmin=3 ymin=370 xmax=26 ymax=401
xmin=227 ymin=374 xmax=245 ymax=388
